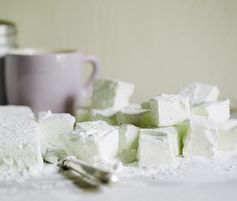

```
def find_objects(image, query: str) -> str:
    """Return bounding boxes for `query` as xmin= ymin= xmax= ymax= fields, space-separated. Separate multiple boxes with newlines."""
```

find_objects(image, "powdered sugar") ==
xmin=117 ymin=151 xmax=237 ymax=184
xmin=0 ymin=152 xmax=237 ymax=201
xmin=2 ymin=151 xmax=237 ymax=185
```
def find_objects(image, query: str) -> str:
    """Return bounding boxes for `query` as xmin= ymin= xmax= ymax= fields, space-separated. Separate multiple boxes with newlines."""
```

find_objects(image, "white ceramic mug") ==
xmin=5 ymin=48 xmax=100 ymax=113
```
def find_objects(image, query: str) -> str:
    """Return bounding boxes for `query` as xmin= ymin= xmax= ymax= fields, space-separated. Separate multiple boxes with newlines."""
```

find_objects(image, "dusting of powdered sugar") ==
xmin=1 ymin=152 xmax=237 ymax=193
xmin=116 ymin=151 xmax=237 ymax=184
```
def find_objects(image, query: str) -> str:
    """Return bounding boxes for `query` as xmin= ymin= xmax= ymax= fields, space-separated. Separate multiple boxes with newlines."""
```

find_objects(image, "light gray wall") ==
xmin=0 ymin=0 xmax=236 ymax=107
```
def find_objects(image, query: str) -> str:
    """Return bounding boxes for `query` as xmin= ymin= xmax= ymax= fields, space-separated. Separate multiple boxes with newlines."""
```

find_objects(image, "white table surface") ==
xmin=1 ymin=151 xmax=237 ymax=201
xmin=1 ymin=171 xmax=237 ymax=201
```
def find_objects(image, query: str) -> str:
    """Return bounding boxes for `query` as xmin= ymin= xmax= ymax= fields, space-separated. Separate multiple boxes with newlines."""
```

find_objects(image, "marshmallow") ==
xmin=138 ymin=129 xmax=178 ymax=168
xmin=0 ymin=106 xmax=34 ymax=120
xmin=91 ymin=79 xmax=134 ymax=110
xmin=117 ymin=104 xmax=151 ymax=128
xmin=149 ymin=94 xmax=190 ymax=126
xmin=0 ymin=106 xmax=43 ymax=176
xmin=118 ymin=124 xmax=140 ymax=163
xmin=141 ymin=127 xmax=181 ymax=156
xmin=183 ymin=117 xmax=218 ymax=158
xmin=180 ymin=82 xmax=219 ymax=105
xmin=39 ymin=111 xmax=75 ymax=158
xmin=91 ymin=108 xmax=117 ymax=125
xmin=175 ymin=122 xmax=189 ymax=155
xmin=191 ymin=99 xmax=230 ymax=124
xmin=140 ymin=101 xmax=150 ymax=109
xmin=67 ymin=121 xmax=119 ymax=163
xmin=218 ymin=119 xmax=237 ymax=151
xmin=74 ymin=107 xmax=91 ymax=123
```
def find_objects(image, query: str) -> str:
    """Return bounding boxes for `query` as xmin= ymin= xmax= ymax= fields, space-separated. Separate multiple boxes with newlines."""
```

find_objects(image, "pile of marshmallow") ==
xmin=74 ymin=79 xmax=233 ymax=168
xmin=0 ymin=79 xmax=235 ymax=177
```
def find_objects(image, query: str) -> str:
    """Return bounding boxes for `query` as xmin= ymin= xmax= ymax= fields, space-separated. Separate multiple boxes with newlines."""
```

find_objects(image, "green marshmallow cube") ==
xmin=118 ymin=124 xmax=140 ymax=163
xmin=90 ymin=108 xmax=117 ymax=125
xmin=116 ymin=104 xmax=151 ymax=128
xmin=175 ymin=122 xmax=189 ymax=155
xmin=74 ymin=107 xmax=91 ymax=123
xmin=140 ymin=101 xmax=150 ymax=109
xmin=91 ymin=79 xmax=134 ymax=110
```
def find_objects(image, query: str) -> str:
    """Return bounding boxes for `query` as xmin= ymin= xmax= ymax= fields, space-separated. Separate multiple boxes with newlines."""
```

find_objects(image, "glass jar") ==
xmin=0 ymin=20 xmax=17 ymax=105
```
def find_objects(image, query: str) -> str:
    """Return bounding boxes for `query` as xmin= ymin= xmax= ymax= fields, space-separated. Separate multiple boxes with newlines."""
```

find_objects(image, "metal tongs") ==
xmin=44 ymin=149 xmax=119 ymax=188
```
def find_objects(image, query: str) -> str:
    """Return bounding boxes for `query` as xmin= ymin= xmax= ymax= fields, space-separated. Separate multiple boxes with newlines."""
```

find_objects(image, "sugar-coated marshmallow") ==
xmin=149 ymin=94 xmax=190 ymax=126
xmin=39 ymin=111 xmax=75 ymax=158
xmin=183 ymin=116 xmax=218 ymax=158
xmin=91 ymin=79 xmax=134 ymax=110
xmin=118 ymin=124 xmax=140 ymax=163
xmin=91 ymin=108 xmax=117 ymax=125
xmin=218 ymin=119 xmax=237 ymax=151
xmin=116 ymin=104 xmax=151 ymax=128
xmin=67 ymin=121 xmax=119 ymax=164
xmin=191 ymin=99 xmax=230 ymax=124
xmin=180 ymin=82 xmax=219 ymax=105
xmin=0 ymin=106 xmax=43 ymax=176
xmin=138 ymin=128 xmax=178 ymax=168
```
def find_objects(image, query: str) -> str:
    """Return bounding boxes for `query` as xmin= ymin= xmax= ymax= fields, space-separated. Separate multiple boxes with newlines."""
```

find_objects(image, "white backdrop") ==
xmin=0 ymin=0 xmax=236 ymax=107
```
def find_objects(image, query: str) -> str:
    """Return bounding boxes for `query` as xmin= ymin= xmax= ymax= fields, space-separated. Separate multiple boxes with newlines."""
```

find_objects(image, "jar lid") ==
xmin=0 ymin=20 xmax=17 ymax=35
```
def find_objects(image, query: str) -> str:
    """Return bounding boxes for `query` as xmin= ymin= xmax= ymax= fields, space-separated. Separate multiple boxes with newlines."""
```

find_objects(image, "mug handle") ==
xmin=79 ymin=55 xmax=100 ymax=105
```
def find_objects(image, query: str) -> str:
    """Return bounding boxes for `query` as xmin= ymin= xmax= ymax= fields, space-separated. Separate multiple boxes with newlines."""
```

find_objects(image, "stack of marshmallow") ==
xmin=0 ymin=79 xmax=236 ymax=177
xmin=73 ymin=79 xmax=234 ymax=168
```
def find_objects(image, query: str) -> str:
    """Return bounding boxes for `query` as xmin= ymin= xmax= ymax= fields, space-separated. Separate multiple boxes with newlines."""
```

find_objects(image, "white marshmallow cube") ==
xmin=0 ymin=106 xmax=34 ymax=120
xmin=141 ymin=127 xmax=181 ymax=156
xmin=67 ymin=121 xmax=119 ymax=163
xmin=191 ymin=99 xmax=230 ymax=124
xmin=118 ymin=124 xmax=140 ymax=163
xmin=0 ymin=106 xmax=43 ymax=176
xmin=138 ymin=128 xmax=178 ymax=168
xmin=149 ymin=94 xmax=190 ymax=126
xmin=91 ymin=108 xmax=117 ymax=125
xmin=91 ymin=79 xmax=134 ymax=110
xmin=39 ymin=111 xmax=75 ymax=159
xmin=180 ymin=82 xmax=219 ymax=105
xmin=218 ymin=119 xmax=237 ymax=151
xmin=183 ymin=117 xmax=218 ymax=158
xmin=116 ymin=104 xmax=151 ymax=128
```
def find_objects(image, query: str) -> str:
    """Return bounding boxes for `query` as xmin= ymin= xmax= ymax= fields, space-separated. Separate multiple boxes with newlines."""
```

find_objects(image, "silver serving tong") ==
xmin=44 ymin=149 xmax=118 ymax=187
